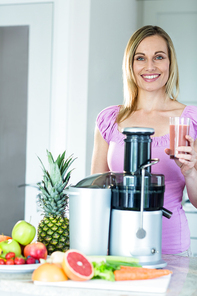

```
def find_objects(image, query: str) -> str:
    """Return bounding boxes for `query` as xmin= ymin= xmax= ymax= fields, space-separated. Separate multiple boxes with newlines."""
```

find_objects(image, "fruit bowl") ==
xmin=0 ymin=263 xmax=40 ymax=273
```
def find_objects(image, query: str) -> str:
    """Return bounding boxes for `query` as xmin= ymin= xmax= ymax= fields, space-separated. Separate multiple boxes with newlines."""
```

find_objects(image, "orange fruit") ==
xmin=32 ymin=263 xmax=68 ymax=282
xmin=62 ymin=249 xmax=94 ymax=281
xmin=0 ymin=235 xmax=12 ymax=242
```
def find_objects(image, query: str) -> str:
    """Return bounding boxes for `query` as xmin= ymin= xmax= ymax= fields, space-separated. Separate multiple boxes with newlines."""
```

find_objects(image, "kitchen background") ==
xmin=0 ymin=0 xmax=197 ymax=255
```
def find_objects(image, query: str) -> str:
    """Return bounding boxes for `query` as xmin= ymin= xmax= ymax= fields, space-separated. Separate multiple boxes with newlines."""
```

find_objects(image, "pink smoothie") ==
xmin=170 ymin=124 xmax=189 ymax=159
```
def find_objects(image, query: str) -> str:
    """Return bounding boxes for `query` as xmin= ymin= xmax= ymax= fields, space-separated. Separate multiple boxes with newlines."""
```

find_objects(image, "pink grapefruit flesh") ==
xmin=62 ymin=249 xmax=94 ymax=281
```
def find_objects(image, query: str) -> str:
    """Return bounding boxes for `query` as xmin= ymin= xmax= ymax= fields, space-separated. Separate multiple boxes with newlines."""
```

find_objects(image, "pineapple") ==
xmin=37 ymin=150 xmax=75 ymax=255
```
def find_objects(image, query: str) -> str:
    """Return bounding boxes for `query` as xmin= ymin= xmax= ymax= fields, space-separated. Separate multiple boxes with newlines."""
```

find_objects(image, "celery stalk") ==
xmin=87 ymin=255 xmax=139 ymax=264
xmin=87 ymin=255 xmax=141 ymax=269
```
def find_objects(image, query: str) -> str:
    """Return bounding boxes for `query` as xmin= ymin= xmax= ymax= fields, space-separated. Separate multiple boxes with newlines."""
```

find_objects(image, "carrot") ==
xmin=114 ymin=266 xmax=172 ymax=281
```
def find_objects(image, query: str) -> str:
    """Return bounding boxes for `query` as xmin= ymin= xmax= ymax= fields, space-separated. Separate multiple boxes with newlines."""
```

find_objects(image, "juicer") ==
xmin=67 ymin=127 xmax=172 ymax=268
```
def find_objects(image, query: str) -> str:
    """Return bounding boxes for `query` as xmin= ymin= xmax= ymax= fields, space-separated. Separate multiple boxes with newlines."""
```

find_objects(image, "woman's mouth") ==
xmin=141 ymin=74 xmax=160 ymax=82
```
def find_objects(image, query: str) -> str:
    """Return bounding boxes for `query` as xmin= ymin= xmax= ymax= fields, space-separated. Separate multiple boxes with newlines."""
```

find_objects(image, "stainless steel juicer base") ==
xmin=109 ymin=209 xmax=164 ymax=266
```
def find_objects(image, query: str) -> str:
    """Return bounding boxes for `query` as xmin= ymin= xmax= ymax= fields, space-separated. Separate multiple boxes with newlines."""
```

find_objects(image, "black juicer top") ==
xmin=111 ymin=127 xmax=165 ymax=211
xmin=122 ymin=127 xmax=155 ymax=174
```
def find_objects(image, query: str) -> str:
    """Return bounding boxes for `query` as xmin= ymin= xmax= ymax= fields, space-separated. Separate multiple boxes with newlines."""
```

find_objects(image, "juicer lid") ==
xmin=73 ymin=171 xmax=165 ymax=189
xmin=74 ymin=172 xmax=118 ymax=188
xmin=122 ymin=127 xmax=155 ymax=136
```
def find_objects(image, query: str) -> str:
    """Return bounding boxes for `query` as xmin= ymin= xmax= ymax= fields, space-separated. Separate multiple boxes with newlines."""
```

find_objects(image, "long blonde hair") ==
xmin=117 ymin=25 xmax=179 ymax=123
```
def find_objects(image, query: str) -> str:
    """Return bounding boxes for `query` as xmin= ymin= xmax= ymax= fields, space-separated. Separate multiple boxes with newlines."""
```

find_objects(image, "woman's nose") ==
xmin=145 ymin=59 xmax=156 ymax=71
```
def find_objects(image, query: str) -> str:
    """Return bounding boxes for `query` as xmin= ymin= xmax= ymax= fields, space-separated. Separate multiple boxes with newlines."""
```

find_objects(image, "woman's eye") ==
xmin=155 ymin=56 xmax=163 ymax=60
xmin=136 ymin=56 xmax=144 ymax=61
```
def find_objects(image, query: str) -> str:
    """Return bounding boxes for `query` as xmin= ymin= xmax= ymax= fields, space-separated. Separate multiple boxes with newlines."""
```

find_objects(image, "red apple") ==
xmin=24 ymin=242 xmax=47 ymax=260
xmin=12 ymin=220 xmax=36 ymax=245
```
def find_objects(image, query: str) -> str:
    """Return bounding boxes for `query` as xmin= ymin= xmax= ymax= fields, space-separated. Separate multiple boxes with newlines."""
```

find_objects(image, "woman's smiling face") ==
xmin=132 ymin=35 xmax=170 ymax=94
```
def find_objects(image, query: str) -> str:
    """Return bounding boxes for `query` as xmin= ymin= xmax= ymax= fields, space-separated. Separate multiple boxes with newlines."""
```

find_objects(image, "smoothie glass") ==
xmin=169 ymin=117 xmax=190 ymax=159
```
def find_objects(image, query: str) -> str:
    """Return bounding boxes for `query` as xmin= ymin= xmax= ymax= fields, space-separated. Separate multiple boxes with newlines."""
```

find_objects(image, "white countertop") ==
xmin=0 ymin=255 xmax=197 ymax=296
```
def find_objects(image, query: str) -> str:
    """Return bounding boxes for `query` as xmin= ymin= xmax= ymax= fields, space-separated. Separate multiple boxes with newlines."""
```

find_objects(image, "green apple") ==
xmin=12 ymin=220 xmax=36 ymax=245
xmin=0 ymin=239 xmax=21 ymax=257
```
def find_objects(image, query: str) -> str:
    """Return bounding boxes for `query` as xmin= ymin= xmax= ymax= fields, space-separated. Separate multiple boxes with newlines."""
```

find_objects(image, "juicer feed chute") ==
xmin=123 ymin=127 xmax=154 ymax=174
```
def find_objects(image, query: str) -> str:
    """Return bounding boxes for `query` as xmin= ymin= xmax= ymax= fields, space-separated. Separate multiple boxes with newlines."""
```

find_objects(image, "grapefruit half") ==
xmin=62 ymin=249 xmax=94 ymax=281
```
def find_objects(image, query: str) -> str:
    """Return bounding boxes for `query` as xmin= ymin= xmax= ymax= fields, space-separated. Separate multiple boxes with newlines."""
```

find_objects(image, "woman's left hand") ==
xmin=165 ymin=135 xmax=197 ymax=177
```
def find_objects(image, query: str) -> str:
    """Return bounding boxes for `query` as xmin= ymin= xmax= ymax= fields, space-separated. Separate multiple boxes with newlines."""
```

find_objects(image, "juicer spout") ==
xmin=161 ymin=207 xmax=173 ymax=219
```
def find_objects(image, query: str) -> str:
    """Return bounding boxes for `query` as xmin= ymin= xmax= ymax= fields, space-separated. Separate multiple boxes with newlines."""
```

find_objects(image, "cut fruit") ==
xmin=62 ymin=249 xmax=94 ymax=281
xmin=48 ymin=251 xmax=65 ymax=264
xmin=32 ymin=263 xmax=68 ymax=282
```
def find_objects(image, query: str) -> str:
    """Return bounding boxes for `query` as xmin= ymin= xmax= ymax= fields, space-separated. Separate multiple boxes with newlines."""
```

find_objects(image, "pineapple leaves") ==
xmin=37 ymin=149 xmax=76 ymax=203
xmin=37 ymin=150 xmax=72 ymax=253
xmin=56 ymin=151 xmax=66 ymax=170
xmin=37 ymin=156 xmax=49 ymax=177
xmin=61 ymin=154 xmax=76 ymax=181
xmin=47 ymin=150 xmax=63 ymax=187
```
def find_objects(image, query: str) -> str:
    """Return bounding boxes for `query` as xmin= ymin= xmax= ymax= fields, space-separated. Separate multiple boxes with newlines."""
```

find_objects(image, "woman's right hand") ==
xmin=164 ymin=147 xmax=183 ymax=168
xmin=165 ymin=135 xmax=197 ymax=174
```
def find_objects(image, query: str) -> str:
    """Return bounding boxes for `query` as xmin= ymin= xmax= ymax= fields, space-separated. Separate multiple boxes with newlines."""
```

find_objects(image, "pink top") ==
xmin=97 ymin=105 xmax=197 ymax=254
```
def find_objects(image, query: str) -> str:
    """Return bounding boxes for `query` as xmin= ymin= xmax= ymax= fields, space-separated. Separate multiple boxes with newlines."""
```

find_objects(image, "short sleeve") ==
xmin=182 ymin=105 xmax=197 ymax=140
xmin=96 ymin=105 xmax=120 ymax=144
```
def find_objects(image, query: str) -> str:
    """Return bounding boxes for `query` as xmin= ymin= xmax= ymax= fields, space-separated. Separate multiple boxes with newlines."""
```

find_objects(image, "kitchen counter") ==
xmin=0 ymin=254 xmax=197 ymax=296
xmin=183 ymin=200 xmax=197 ymax=256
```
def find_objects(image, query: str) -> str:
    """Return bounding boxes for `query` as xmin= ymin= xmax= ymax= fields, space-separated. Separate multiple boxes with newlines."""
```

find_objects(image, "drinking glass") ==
xmin=169 ymin=117 xmax=190 ymax=159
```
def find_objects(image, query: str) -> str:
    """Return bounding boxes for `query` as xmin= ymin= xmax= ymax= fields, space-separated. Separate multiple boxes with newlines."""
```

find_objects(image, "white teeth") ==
xmin=143 ymin=75 xmax=159 ymax=79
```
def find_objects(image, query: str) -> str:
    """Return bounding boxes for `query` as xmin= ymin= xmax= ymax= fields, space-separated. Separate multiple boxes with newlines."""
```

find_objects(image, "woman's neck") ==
xmin=136 ymin=88 xmax=170 ymax=111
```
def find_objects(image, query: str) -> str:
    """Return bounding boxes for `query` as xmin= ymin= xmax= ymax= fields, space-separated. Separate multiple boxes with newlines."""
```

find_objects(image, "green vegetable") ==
xmin=90 ymin=256 xmax=141 ymax=282
xmin=88 ymin=255 xmax=139 ymax=265
xmin=92 ymin=261 xmax=116 ymax=281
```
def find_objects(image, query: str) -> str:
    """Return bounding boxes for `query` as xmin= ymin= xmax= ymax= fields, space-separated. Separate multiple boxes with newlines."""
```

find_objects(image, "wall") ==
xmin=86 ymin=0 xmax=137 ymax=177
xmin=64 ymin=0 xmax=91 ymax=185
xmin=66 ymin=0 xmax=138 ymax=183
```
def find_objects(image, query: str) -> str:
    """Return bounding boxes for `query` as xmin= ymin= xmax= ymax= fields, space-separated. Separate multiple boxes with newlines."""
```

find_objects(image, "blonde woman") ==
xmin=91 ymin=25 xmax=197 ymax=255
